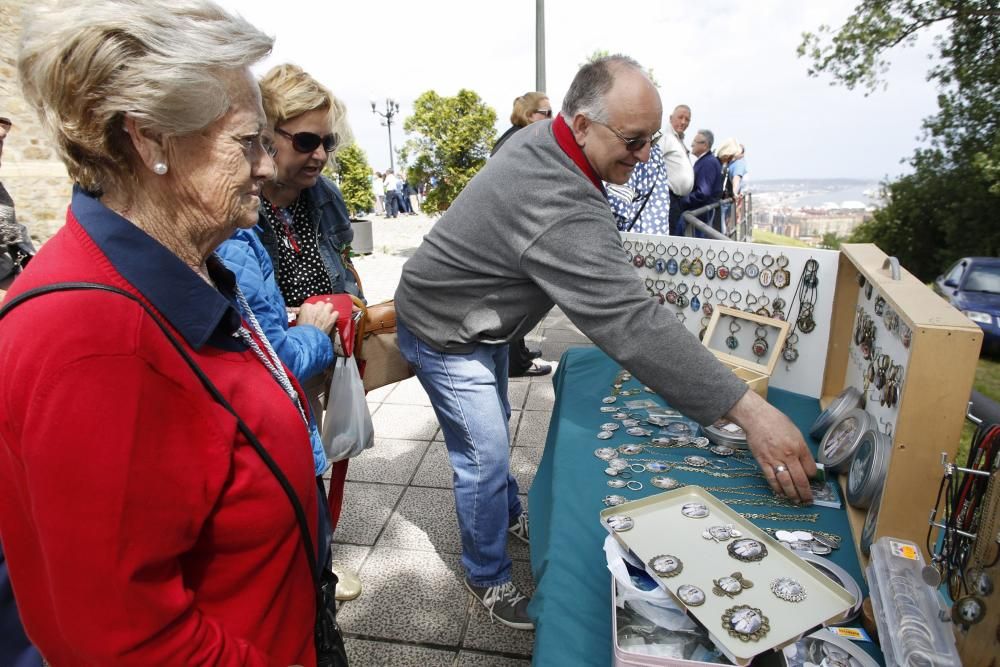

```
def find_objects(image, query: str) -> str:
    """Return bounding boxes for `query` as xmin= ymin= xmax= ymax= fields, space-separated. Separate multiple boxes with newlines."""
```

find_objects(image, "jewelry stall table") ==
xmin=527 ymin=347 xmax=884 ymax=666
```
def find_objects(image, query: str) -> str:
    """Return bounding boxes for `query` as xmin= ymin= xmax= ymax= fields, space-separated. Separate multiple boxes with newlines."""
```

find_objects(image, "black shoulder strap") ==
xmin=0 ymin=282 xmax=322 ymax=595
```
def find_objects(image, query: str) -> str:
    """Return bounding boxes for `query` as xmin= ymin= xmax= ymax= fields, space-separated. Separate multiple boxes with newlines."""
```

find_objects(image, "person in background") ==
xmin=666 ymin=104 xmax=692 ymax=235
xmin=383 ymin=169 xmax=400 ymax=218
xmin=372 ymin=169 xmax=385 ymax=215
xmin=253 ymin=62 xmax=365 ymax=597
xmin=0 ymin=116 xmax=35 ymax=300
xmin=1 ymin=1 xmax=326 ymax=662
xmin=491 ymin=91 xmax=553 ymax=377
xmin=677 ymin=129 xmax=723 ymax=236
xmin=714 ymin=137 xmax=744 ymax=235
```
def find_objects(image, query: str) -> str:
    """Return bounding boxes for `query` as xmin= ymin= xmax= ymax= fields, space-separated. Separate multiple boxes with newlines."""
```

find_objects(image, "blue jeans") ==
xmin=397 ymin=319 xmax=522 ymax=587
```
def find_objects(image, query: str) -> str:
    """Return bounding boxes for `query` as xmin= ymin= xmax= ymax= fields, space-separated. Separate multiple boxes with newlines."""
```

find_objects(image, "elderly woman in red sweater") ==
xmin=0 ymin=1 xmax=339 ymax=664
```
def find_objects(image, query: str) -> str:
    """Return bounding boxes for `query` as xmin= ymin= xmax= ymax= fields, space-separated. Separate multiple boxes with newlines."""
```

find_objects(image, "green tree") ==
xmin=325 ymin=143 xmax=374 ymax=217
xmin=400 ymin=89 xmax=496 ymax=212
xmin=800 ymin=0 xmax=1000 ymax=280
xmin=819 ymin=232 xmax=843 ymax=250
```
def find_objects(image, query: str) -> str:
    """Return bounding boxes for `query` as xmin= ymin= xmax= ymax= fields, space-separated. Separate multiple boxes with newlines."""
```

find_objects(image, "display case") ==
xmin=821 ymin=244 xmax=982 ymax=565
xmin=701 ymin=306 xmax=790 ymax=399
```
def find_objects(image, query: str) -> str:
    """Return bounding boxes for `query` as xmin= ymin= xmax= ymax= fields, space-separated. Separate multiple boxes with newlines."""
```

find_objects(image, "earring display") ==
xmin=818 ymin=407 xmax=874 ymax=473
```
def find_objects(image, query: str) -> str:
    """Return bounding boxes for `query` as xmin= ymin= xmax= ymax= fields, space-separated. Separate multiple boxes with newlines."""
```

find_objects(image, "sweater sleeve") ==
xmin=19 ymin=354 xmax=269 ymax=665
xmin=217 ymin=232 xmax=334 ymax=382
xmin=521 ymin=213 xmax=747 ymax=424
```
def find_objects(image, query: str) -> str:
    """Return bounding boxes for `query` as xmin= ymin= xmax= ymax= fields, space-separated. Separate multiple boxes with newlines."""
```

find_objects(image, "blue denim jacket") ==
xmin=255 ymin=176 xmax=363 ymax=300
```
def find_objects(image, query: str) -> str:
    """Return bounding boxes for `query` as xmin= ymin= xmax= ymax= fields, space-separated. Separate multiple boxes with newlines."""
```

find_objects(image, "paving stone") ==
xmin=411 ymin=442 xmax=454 ymax=489
xmin=347 ymin=438 xmax=430 ymax=485
xmin=513 ymin=410 xmax=552 ymax=447
xmin=370 ymin=403 xmax=440 ymax=440
xmin=383 ymin=376 xmax=432 ymax=406
xmin=335 ymin=482 xmax=405 ymax=546
xmin=337 ymin=547 xmax=469 ymax=645
xmin=461 ymin=560 xmax=536 ymax=656
xmin=330 ymin=543 xmax=371 ymax=574
xmin=524 ymin=382 xmax=555 ymax=412
xmin=510 ymin=447 xmax=542 ymax=494
xmin=505 ymin=381 xmax=530 ymax=411
xmin=344 ymin=637 xmax=455 ymax=666
xmin=455 ymin=651 xmax=531 ymax=666
xmin=365 ymin=381 xmax=398 ymax=405
xmin=377 ymin=487 xmax=463 ymax=554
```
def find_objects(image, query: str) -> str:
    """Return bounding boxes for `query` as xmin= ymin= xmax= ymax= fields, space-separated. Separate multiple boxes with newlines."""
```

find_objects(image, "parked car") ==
xmin=933 ymin=257 xmax=1000 ymax=354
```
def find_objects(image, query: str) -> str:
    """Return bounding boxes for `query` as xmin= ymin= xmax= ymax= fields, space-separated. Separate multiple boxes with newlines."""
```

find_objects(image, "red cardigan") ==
xmin=0 ymin=210 xmax=317 ymax=665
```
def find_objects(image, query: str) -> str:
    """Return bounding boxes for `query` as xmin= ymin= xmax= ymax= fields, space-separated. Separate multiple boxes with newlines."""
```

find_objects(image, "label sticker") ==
xmin=828 ymin=627 xmax=871 ymax=642
xmin=890 ymin=540 xmax=919 ymax=561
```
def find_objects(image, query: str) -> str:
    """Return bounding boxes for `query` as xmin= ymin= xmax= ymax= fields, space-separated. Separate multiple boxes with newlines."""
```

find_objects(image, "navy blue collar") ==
xmin=71 ymin=186 xmax=243 ymax=351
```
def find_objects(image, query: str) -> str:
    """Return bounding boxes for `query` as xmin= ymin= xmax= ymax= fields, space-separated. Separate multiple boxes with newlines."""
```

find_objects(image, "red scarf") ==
xmin=552 ymin=114 xmax=606 ymax=196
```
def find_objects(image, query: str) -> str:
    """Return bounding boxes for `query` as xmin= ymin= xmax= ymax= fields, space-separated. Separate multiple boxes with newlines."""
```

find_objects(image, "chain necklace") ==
xmin=740 ymin=512 xmax=819 ymax=523
xmin=232 ymin=282 xmax=309 ymax=428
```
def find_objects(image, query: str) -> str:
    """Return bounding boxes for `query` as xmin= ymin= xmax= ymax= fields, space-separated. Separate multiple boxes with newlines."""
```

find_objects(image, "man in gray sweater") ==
xmin=394 ymin=56 xmax=816 ymax=631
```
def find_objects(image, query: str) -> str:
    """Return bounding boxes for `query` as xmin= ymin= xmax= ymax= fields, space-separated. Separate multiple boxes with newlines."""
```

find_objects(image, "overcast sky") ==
xmin=217 ymin=0 xmax=942 ymax=181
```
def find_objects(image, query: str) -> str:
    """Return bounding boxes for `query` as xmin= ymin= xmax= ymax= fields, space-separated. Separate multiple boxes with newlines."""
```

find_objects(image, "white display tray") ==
xmin=600 ymin=487 xmax=855 ymax=666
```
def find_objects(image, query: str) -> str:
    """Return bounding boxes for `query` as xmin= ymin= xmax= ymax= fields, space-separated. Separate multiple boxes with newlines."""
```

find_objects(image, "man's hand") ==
xmin=296 ymin=301 xmax=338 ymax=336
xmin=725 ymin=389 xmax=817 ymax=504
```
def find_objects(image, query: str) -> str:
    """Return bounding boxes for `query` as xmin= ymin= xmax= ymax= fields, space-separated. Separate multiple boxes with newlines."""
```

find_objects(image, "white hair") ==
xmin=18 ymin=0 xmax=273 ymax=193
xmin=561 ymin=54 xmax=644 ymax=124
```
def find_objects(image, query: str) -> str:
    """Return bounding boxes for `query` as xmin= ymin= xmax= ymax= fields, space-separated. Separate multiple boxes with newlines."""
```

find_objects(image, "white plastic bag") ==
xmin=321 ymin=355 xmax=374 ymax=462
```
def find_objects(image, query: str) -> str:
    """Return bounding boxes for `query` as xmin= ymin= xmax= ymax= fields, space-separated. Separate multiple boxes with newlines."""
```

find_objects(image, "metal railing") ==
xmin=681 ymin=192 xmax=752 ymax=242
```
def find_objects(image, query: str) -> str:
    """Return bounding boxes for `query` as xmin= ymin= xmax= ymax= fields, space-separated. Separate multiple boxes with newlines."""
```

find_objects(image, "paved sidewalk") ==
xmin=329 ymin=213 xmax=593 ymax=665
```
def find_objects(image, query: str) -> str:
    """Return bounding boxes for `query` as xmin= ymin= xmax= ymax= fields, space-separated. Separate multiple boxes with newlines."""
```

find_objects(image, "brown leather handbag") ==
xmin=351 ymin=297 xmax=414 ymax=392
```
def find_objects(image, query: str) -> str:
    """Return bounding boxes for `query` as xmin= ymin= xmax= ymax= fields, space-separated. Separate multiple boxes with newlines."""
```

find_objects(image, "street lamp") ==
xmin=371 ymin=98 xmax=401 ymax=172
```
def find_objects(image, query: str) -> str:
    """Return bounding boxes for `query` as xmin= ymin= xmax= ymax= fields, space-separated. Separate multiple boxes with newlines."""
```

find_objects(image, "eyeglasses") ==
xmin=275 ymin=127 xmax=339 ymax=154
xmin=534 ymin=109 xmax=552 ymax=118
xmin=593 ymin=120 xmax=662 ymax=152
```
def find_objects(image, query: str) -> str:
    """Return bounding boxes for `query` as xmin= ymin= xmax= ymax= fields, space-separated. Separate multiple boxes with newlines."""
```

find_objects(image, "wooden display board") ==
xmin=822 ymin=244 xmax=982 ymax=566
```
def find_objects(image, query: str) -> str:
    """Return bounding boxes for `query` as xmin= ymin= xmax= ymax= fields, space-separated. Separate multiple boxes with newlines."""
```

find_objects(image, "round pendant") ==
xmin=692 ymin=436 xmax=710 ymax=448
xmin=728 ymin=538 xmax=768 ymax=562
xmin=665 ymin=289 xmax=678 ymax=304
xmin=710 ymin=445 xmax=736 ymax=456
xmin=714 ymin=572 xmax=753 ymax=598
xmin=644 ymin=255 xmax=655 ymax=269
xmin=665 ymin=422 xmax=692 ymax=437
xmin=675 ymin=294 xmax=689 ymax=308
xmin=967 ymin=567 xmax=994 ymax=597
xmin=621 ymin=418 xmax=640 ymax=427
xmin=602 ymin=396 xmax=617 ymax=404
xmin=654 ymin=258 xmax=667 ymax=274
xmin=626 ymin=427 xmax=652 ymax=437
xmin=783 ymin=346 xmax=799 ymax=362
xmin=690 ymin=296 xmax=701 ymax=312
xmin=648 ymin=554 xmax=683 ymax=577
xmin=679 ymin=258 xmax=691 ymax=275
xmin=773 ymin=269 xmax=790 ymax=289
xmin=745 ymin=263 xmax=759 ymax=278
xmin=759 ymin=269 xmax=773 ymax=287
xmin=607 ymin=458 xmax=630 ymax=471
xmin=684 ymin=455 xmax=710 ymax=467
xmin=703 ymin=302 xmax=714 ymax=316
xmin=808 ymin=541 xmax=832 ymax=556
xmin=605 ymin=514 xmax=634 ymax=532
xmin=600 ymin=422 xmax=620 ymax=432
xmin=632 ymin=255 xmax=645 ymax=268
xmin=726 ymin=335 xmax=739 ymax=350
xmin=681 ymin=502 xmax=710 ymax=519
xmin=651 ymin=475 xmax=681 ymax=489
xmin=703 ymin=524 xmax=743 ymax=542
xmin=676 ymin=584 xmax=706 ymax=607
xmin=594 ymin=447 xmax=617 ymax=460
xmin=607 ymin=479 xmax=627 ymax=488
xmin=604 ymin=467 xmax=628 ymax=477
xmin=770 ymin=577 xmax=807 ymax=602
xmin=752 ymin=339 xmax=769 ymax=357
xmin=645 ymin=461 xmax=672 ymax=473
xmin=596 ymin=430 xmax=613 ymax=440
xmin=706 ymin=262 xmax=717 ymax=279
xmin=619 ymin=444 xmax=644 ymax=455
xmin=603 ymin=494 xmax=627 ymax=507
xmin=599 ymin=406 xmax=617 ymax=413
xmin=666 ymin=258 xmax=678 ymax=275
xmin=722 ymin=605 xmax=770 ymax=642
xmin=717 ymin=265 xmax=730 ymax=280
xmin=952 ymin=595 xmax=986 ymax=626
xmin=690 ymin=258 xmax=704 ymax=276
xmin=730 ymin=266 xmax=745 ymax=281
xmin=612 ymin=411 xmax=630 ymax=420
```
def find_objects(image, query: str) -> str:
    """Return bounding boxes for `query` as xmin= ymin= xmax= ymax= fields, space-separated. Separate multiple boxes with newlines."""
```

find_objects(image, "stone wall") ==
xmin=1 ymin=0 xmax=73 ymax=246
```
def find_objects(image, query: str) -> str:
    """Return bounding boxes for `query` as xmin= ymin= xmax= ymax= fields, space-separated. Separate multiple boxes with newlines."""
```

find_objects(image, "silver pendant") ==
xmin=594 ymin=447 xmax=618 ymax=460
xmin=605 ymin=514 xmax=634 ymax=532
xmin=612 ymin=412 xmax=631 ymax=420
xmin=770 ymin=577 xmax=807 ymax=602
xmin=651 ymin=475 xmax=681 ymax=489
xmin=618 ymin=444 xmax=644 ymax=455
xmin=604 ymin=467 xmax=630 ymax=477
xmin=621 ymin=418 xmax=641 ymax=428
xmin=684 ymin=455 xmax=710 ymax=467
xmin=692 ymin=436 xmax=710 ymax=448
xmin=702 ymin=524 xmax=743 ymax=542
xmin=600 ymin=422 xmax=620 ymax=432
xmin=648 ymin=554 xmax=683 ymax=577
xmin=967 ymin=567 xmax=994 ymax=597
xmin=645 ymin=461 xmax=671 ymax=473
xmin=626 ymin=427 xmax=652 ymax=437
xmin=728 ymin=538 xmax=768 ymax=562
xmin=596 ymin=430 xmax=613 ymax=440
xmin=713 ymin=571 xmax=753 ymax=598
xmin=599 ymin=406 xmax=618 ymax=413
xmin=681 ymin=502 xmax=710 ymax=519
xmin=722 ymin=605 xmax=770 ymax=642
xmin=710 ymin=445 xmax=735 ymax=457
xmin=676 ymin=584 xmax=706 ymax=607
xmin=607 ymin=479 xmax=627 ymax=488
xmin=602 ymin=396 xmax=617 ymax=404
xmin=603 ymin=494 xmax=627 ymax=507
xmin=952 ymin=595 xmax=986 ymax=625
xmin=607 ymin=458 xmax=630 ymax=470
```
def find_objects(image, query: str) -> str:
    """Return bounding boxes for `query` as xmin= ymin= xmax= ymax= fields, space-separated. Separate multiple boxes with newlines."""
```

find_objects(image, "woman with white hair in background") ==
xmin=0 ymin=1 xmax=343 ymax=663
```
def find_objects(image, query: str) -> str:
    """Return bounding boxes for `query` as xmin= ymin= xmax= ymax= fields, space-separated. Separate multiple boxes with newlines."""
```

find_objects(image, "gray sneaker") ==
xmin=465 ymin=579 xmax=535 ymax=630
xmin=508 ymin=512 xmax=529 ymax=545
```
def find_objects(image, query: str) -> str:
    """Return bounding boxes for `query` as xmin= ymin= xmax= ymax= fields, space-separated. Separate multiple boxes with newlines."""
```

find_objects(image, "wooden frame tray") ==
xmin=702 ymin=306 xmax=790 ymax=399
xmin=600 ymin=487 xmax=854 ymax=666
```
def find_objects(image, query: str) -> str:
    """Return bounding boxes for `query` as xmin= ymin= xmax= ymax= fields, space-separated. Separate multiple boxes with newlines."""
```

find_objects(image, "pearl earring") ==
xmin=153 ymin=162 xmax=168 ymax=175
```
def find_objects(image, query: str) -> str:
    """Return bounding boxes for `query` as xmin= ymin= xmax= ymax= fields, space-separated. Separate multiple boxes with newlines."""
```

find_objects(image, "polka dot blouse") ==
xmin=260 ymin=195 xmax=335 ymax=307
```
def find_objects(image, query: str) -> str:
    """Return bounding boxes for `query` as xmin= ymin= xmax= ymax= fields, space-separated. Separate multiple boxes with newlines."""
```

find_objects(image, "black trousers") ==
xmin=508 ymin=337 xmax=534 ymax=375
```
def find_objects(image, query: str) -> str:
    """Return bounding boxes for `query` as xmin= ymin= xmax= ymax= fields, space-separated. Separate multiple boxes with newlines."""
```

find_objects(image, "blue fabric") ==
xmin=397 ymin=319 xmax=523 ymax=587
xmin=216 ymin=228 xmax=332 ymax=476
xmin=678 ymin=153 xmax=723 ymax=236
xmin=608 ymin=150 xmax=672 ymax=235
xmin=728 ymin=157 xmax=748 ymax=192
xmin=528 ymin=348 xmax=883 ymax=667
xmin=255 ymin=177 xmax=362 ymax=300
xmin=71 ymin=186 xmax=243 ymax=351
xmin=0 ymin=544 xmax=42 ymax=667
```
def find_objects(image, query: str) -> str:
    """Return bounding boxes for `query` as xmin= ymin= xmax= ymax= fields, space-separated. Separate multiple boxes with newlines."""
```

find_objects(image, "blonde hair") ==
xmin=715 ymin=137 xmax=742 ymax=163
xmin=259 ymin=63 xmax=353 ymax=161
xmin=510 ymin=92 xmax=549 ymax=127
xmin=17 ymin=0 xmax=273 ymax=194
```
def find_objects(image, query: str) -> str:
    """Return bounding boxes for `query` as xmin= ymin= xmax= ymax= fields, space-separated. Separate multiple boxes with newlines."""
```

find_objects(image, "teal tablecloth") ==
xmin=527 ymin=347 xmax=881 ymax=666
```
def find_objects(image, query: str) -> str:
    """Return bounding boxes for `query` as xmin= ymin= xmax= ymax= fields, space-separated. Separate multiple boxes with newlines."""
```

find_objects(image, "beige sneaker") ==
xmin=331 ymin=561 xmax=362 ymax=601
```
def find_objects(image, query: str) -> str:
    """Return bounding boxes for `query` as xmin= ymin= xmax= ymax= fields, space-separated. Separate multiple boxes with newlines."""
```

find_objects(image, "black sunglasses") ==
xmin=593 ymin=120 xmax=662 ymax=152
xmin=534 ymin=109 xmax=552 ymax=118
xmin=275 ymin=127 xmax=339 ymax=154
